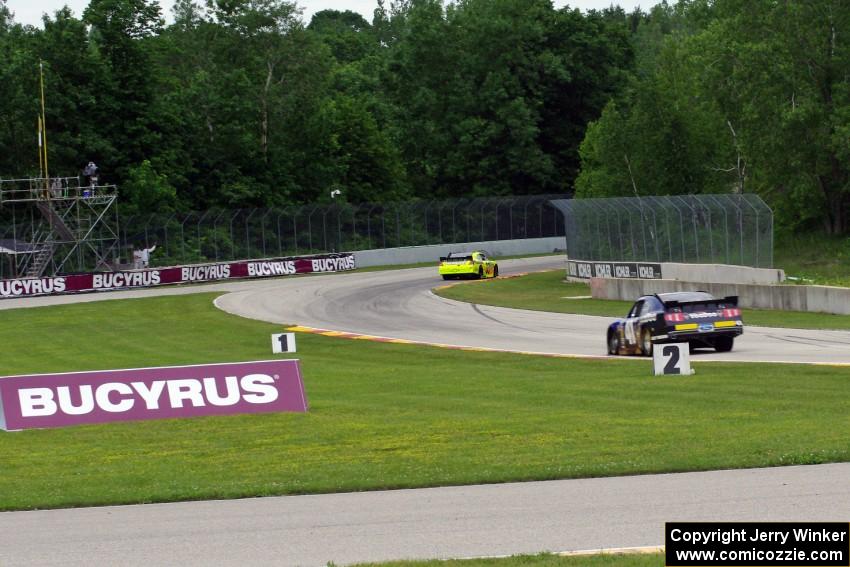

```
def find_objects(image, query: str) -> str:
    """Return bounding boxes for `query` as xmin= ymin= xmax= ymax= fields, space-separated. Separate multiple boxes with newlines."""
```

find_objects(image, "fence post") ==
xmin=480 ymin=199 xmax=487 ymax=241
xmin=350 ymin=204 xmax=358 ymax=251
xmin=179 ymin=213 xmax=190 ymax=264
xmin=143 ymin=213 xmax=156 ymax=249
xmin=381 ymin=204 xmax=388 ymax=248
xmin=522 ymin=198 xmax=532 ymax=238
xmin=322 ymin=207 xmax=329 ymax=252
xmin=336 ymin=204 xmax=343 ymax=252
xmin=260 ymin=209 xmax=272 ymax=258
xmin=646 ymin=197 xmax=661 ymax=261
xmin=122 ymin=214 xmax=135 ymax=267
xmin=196 ymin=210 xmax=211 ymax=261
xmin=767 ymin=200 xmax=774 ymax=267
xmin=366 ymin=204 xmax=377 ymax=249
xmin=741 ymin=195 xmax=760 ymax=267
xmin=539 ymin=199 xmax=544 ymax=238
xmin=421 ymin=201 xmax=430 ymax=245
xmin=307 ymin=206 xmax=316 ymax=252
xmin=508 ymin=198 xmax=514 ymax=240
xmin=451 ymin=199 xmax=461 ymax=242
xmin=671 ymin=197 xmax=686 ymax=261
xmin=229 ymin=210 xmax=240 ymax=260
xmin=276 ymin=212 xmax=283 ymax=257
xmin=162 ymin=213 xmax=175 ymax=260
xmin=707 ymin=194 xmax=729 ymax=264
xmin=212 ymin=210 xmax=226 ymax=261
xmin=437 ymin=200 xmax=443 ymax=243
xmin=242 ymin=209 xmax=256 ymax=259
xmin=700 ymin=202 xmax=714 ymax=262
xmin=395 ymin=206 xmax=401 ymax=247
xmin=466 ymin=199 xmax=473 ymax=242
xmin=293 ymin=206 xmax=300 ymax=256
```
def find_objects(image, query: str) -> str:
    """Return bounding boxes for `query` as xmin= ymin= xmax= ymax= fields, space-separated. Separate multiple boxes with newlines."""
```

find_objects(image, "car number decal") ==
xmin=624 ymin=320 xmax=637 ymax=344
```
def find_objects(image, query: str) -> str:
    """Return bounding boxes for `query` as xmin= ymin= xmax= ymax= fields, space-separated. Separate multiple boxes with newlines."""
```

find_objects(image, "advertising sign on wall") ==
xmin=0 ymin=252 xmax=356 ymax=299
xmin=567 ymin=260 xmax=663 ymax=280
xmin=0 ymin=360 xmax=308 ymax=431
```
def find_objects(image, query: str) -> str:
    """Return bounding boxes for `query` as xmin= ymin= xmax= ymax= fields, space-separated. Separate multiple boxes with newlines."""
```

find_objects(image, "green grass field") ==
xmin=436 ymin=270 xmax=850 ymax=330
xmin=1 ymin=293 xmax=849 ymax=511
xmin=356 ymin=552 xmax=663 ymax=567
xmin=775 ymin=232 xmax=850 ymax=287
xmin=354 ymin=252 xmax=560 ymax=273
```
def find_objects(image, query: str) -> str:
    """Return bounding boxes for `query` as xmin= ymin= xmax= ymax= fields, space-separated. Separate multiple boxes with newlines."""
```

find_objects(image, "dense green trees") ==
xmin=1 ymin=0 xmax=630 ymax=209
xmin=382 ymin=0 xmax=629 ymax=197
xmin=575 ymin=0 xmax=850 ymax=235
xmin=1 ymin=0 xmax=848 ymax=236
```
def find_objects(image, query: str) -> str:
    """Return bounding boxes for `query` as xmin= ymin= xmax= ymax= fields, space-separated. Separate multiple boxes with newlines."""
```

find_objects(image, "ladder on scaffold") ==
xmin=0 ymin=177 xmax=120 ymax=278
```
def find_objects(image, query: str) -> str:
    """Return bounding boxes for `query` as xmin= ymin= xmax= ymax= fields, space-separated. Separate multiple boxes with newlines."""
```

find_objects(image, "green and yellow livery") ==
xmin=438 ymin=250 xmax=499 ymax=280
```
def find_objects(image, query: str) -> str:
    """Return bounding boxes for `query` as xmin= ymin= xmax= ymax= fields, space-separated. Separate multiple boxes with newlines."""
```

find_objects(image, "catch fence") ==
xmin=122 ymin=196 xmax=565 ymax=268
xmin=550 ymin=194 xmax=773 ymax=268
xmin=0 ymin=195 xmax=566 ymax=276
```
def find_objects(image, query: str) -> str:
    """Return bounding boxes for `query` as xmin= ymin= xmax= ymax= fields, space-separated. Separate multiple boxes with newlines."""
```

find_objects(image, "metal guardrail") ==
xmin=550 ymin=194 xmax=774 ymax=268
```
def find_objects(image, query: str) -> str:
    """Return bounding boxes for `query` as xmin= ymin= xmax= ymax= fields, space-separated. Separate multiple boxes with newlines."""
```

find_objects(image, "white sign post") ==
xmin=272 ymin=333 xmax=297 ymax=354
xmin=653 ymin=343 xmax=691 ymax=376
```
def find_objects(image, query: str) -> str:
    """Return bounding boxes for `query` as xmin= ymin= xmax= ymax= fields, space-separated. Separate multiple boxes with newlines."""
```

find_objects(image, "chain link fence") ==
xmin=550 ymin=194 xmax=773 ymax=268
xmin=0 ymin=195 xmax=564 ymax=277
xmin=0 ymin=194 xmax=556 ymax=271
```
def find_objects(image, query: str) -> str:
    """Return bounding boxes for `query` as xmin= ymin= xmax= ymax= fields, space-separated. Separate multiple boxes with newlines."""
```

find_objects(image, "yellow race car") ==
xmin=438 ymin=250 xmax=499 ymax=280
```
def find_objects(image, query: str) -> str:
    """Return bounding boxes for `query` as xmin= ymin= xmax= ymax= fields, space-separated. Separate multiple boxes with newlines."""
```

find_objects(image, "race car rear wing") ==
xmin=440 ymin=254 xmax=474 ymax=262
xmin=663 ymin=295 xmax=739 ymax=310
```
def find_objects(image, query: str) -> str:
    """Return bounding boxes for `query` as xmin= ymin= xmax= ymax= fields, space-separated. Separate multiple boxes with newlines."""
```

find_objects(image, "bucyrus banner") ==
xmin=0 ymin=252 xmax=356 ymax=299
xmin=0 ymin=360 xmax=308 ymax=431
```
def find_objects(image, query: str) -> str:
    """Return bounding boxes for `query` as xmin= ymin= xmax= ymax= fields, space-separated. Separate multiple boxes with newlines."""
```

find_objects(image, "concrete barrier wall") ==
xmin=353 ymin=236 xmax=566 ymax=268
xmin=590 ymin=277 xmax=850 ymax=315
xmin=566 ymin=260 xmax=784 ymax=285
xmin=660 ymin=262 xmax=785 ymax=284
xmin=567 ymin=259 xmax=784 ymax=285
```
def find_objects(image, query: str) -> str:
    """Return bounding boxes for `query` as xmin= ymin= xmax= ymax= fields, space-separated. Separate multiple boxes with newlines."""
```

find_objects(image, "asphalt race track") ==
xmin=2 ymin=255 xmax=850 ymax=565
xmin=215 ymin=255 xmax=850 ymax=365
xmin=3 ymin=464 xmax=849 ymax=566
xmin=5 ymin=255 xmax=850 ymax=365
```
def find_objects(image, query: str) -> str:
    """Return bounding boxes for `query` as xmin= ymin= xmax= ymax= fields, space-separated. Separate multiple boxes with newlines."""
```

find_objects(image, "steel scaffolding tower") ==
xmin=0 ymin=177 xmax=120 ymax=278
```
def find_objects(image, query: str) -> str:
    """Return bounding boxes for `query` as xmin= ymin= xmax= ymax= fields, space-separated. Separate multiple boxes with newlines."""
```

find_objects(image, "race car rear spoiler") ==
xmin=663 ymin=295 xmax=739 ymax=309
xmin=440 ymin=255 xmax=473 ymax=262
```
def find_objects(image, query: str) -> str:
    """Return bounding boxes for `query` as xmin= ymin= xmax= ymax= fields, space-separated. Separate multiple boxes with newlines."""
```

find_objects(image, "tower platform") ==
xmin=0 ymin=177 xmax=119 ymax=278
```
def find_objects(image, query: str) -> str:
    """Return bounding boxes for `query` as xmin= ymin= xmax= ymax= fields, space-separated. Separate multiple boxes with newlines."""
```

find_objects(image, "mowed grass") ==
xmin=1 ymin=293 xmax=849 ymax=511
xmin=355 ymin=552 xmax=663 ymax=567
xmin=775 ymin=232 xmax=850 ymax=287
xmin=437 ymin=271 xmax=633 ymax=317
xmin=437 ymin=270 xmax=850 ymax=330
xmin=354 ymin=252 xmax=561 ymax=273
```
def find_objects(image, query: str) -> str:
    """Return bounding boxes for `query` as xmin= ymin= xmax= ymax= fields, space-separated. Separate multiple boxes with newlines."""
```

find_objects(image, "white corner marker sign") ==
xmin=272 ymin=333 xmax=297 ymax=354
xmin=653 ymin=343 xmax=691 ymax=376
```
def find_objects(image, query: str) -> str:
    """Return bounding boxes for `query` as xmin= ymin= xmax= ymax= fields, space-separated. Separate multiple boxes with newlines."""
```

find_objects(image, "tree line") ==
xmin=0 ymin=0 xmax=628 ymax=213
xmin=575 ymin=0 xmax=849 ymax=235
xmin=0 ymin=0 xmax=847 ymax=234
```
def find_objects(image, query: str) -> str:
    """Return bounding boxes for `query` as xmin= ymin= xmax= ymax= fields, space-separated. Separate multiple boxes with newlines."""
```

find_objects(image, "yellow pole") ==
xmin=38 ymin=116 xmax=44 ymax=178
xmin=39 ymin=61 xmax=49 ymax=185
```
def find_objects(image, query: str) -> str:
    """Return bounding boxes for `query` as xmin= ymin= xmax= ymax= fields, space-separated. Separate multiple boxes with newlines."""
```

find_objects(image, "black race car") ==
xmin=607 ymin=291 xmax=743 ymax=356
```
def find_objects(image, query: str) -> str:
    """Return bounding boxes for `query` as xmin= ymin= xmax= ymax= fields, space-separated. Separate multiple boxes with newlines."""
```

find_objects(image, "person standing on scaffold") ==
xmin=83 ymin=161 xmax=98 ymax=197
